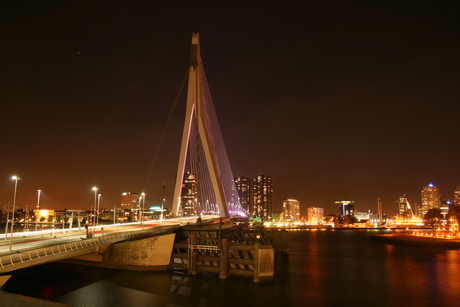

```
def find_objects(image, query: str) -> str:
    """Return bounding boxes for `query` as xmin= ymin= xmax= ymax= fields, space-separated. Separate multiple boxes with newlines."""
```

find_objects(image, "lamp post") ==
xmin=138 ymin=196 xmax=142 ymax=225
xmin=161 ymin=182 xmax=165 ymax=222
xmin=92 ymin=187 xmax=98 ymax=232
xmin=9 ymin=176 xmax=20 ymax=250
xmin=97 ymin=193 xmax=101 ymax=227
xmin=141 ymin=192 xmax=145 ymax=226
xmin=35 ymin=189 xmax=41 ymax=232
xmin=113 ymin=204 xmax=116 ymax=225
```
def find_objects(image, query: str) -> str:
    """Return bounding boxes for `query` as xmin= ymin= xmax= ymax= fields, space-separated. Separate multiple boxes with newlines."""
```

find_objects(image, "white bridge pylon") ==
xmin=171 ymin=33 xmax=245 ymax=219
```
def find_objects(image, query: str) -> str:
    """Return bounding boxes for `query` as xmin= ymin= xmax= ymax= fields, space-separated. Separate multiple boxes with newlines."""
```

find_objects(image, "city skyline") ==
xmin=1 ymin=2 xmax=459 ymax=216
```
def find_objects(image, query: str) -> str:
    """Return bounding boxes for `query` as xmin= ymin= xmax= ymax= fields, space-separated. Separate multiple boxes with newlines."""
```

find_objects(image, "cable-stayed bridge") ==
xmin=171 ymin=33 xmax=246 ymax=219
xmin=0 ymin=34 xmax=248 ymax=277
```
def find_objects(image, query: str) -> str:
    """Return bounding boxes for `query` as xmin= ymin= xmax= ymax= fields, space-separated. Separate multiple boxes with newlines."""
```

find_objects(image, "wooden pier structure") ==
xmin=170 ymin=224 xmax=289 ymax=283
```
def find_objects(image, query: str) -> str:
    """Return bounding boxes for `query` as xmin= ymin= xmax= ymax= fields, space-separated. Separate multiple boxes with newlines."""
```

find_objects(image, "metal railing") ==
xmin=0 ymin=225 xmax=180 ymax=273
xmin=189 ymin=244 xmax=220 ymax=253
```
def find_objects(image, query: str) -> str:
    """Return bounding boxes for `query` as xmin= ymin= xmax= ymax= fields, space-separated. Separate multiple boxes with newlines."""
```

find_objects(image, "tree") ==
xmin=424 ymin=208 xmax=442 ymax=227
xmin=343 ymin=215 xmax=358 ymax=225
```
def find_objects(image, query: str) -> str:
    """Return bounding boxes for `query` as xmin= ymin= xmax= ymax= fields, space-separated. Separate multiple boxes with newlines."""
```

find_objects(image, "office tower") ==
xmin=455 ymin=186 xmax=460 ymax=206
xmin=252 ymin=175 xmax=273 ymax=218
xmin=421 ymin=183 xmax=440 ymax=216
xmin=234 ymin=176 xmax=251 ymax=212
xmin=307 ymin=207 xmax=324 ymax=224
xmin=335 ymin=200 xmax=355 ymax=217
xmin=440 ymin=201 xmax=450 ymax=217
xmin=180 ymin=171 xmax=197 ymax=216
xmin=121 ymin=192 xmax=139 ymax=210
xmin=283 ymin=199 xmax=300 ymax=222
xmin=398 ymin=195 xmax=414 ymax=217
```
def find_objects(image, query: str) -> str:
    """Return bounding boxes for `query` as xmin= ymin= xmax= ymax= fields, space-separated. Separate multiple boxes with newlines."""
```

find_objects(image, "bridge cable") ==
xmin=141 ymin=67 xmax=190 ymax=194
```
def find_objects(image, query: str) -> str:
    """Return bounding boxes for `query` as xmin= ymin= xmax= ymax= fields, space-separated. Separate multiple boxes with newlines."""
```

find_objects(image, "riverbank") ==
xmin=371 ymin=233 xmax=460 ymax=248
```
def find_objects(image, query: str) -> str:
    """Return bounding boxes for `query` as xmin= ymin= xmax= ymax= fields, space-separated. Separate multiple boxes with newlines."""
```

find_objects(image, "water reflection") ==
xmin=3 ymin=230 xmax=460 ymax=306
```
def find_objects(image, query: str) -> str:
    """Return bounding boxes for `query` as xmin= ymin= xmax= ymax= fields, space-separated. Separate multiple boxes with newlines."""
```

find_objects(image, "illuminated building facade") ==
xmin=398 ymin=195 xmax=414 ymax=217
xmin=421 ymin=183 xmax=440 ymax=216
xmin=307 ymin=207 xmax=324 ymax=224
xmin=369 ymin=212 xmax=388 ymax=225
xmin=354 ymin=211 xmax=370 ymax=222
xmin=35 ymin=209 xmax=55 ymax=222
xmin=336 ymin=200 xmax=354 ymax=217
xmin=252 ymin=175 xmax=273 ymax=218
xmin=440 ymin=201 xmax=450 ymax=218
xmin=454 ymin=186 xmax=460 ymax=206
xmin=180 ymin=172 xmax=197 ymax=216
xmin=283 ymin=199 xmax=300 ymax=222
xmin=121 ymin=192 xmax=139 ymax=209
xmin=234 ymin=176 xmax=251 ymax=212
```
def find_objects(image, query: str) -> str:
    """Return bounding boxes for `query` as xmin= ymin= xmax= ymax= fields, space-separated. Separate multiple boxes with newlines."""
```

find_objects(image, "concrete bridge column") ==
xmin=219 ymin=238 xmax=229 ymax=279
xmin=188 ymin=233 xmax=198 ymax=275
xmin=253 ymin=244 xmax=274 ymax=283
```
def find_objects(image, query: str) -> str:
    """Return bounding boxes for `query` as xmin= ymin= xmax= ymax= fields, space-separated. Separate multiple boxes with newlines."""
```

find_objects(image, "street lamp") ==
xmin=138 ymin=196 xmax=142 ymax=225
xmin=92 ymin=187 xmax=98 ymax=230
xmin=161 ymin=183 xmax=165 ymax=222
xmin=37 ymin=189 xmax=41 ymax=210
xmin=161 ymin=197 xmax=164 ymax=222
xmin=10 ymin=176 xmax=20 ymax=250
xmin=141 ymin=192 xmax=145 ymax=226
xmin=113 ymin=204 xmax=116 ymax=224
xmin=97 ymin=193 xmax=101 ymax=227
xmin=35 ymin=189 xmax=41 ymax=231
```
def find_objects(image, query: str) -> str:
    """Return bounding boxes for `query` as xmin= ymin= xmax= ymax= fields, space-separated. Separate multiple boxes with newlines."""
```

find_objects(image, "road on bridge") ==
xmin=0 ymin=218 xmax=199 ymax=256
xmin=0 ymin=216 xmax=221 ymax=279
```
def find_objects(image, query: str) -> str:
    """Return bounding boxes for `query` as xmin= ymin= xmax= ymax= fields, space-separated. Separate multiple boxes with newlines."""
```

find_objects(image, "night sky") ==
xmin=1 ymin=1 xmax=459 ymax=216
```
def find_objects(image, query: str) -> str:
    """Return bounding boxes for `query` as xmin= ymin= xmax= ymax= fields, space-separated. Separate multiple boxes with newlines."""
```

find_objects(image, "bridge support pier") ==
xmin=253 ymin=244 xmax=275 ymax=283
xmin=219 ymin=239 xmax=229 ymax=279
xmin=187 ymin=234 xmax=198 ymax=275
xmin=173 ymin=235 xmax=274 ymax=283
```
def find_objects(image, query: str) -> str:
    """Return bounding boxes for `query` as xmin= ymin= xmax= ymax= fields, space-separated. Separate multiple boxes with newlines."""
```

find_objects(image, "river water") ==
xmin=3 ymin=229 xmax=460 ymax=306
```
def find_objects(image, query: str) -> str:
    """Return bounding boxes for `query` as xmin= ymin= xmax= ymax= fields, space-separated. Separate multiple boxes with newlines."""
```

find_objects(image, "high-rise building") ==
xmin=307 ymin=207 xmax=324 ymax=224
xmin=234 ymin=176 xmax=251 ymax=213
xmin=454 ymin=186 xmax=460 ymax=206
xmin=440 ymin=201 xmax=450 ymax=217
xmin=180 ymin=172 xmax=197 ymax=216
xmin=121 ymin=192 xmax=139 ymax=210
xmin=421 ymin=183 xmax=440 ymax=216
xmin=252 ymin=175 xmax=273 ymax=218
xmin=283 ymin=199 xmax=300 ymax=222
xmin=335 ymin=200 xmax=355 ymax=217
xmin=398 ymin=195 xmax=414 ymax=217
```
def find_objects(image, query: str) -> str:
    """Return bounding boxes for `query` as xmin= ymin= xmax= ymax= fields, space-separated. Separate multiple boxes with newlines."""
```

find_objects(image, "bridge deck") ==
xmin=0 ymin=224 xmax=180 ymax=274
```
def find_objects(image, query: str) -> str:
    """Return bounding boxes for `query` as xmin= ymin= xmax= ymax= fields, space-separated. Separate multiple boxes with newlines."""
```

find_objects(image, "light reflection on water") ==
xmin=4 ymin=229 xmax=460 ymax=306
